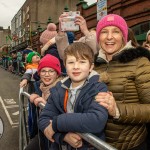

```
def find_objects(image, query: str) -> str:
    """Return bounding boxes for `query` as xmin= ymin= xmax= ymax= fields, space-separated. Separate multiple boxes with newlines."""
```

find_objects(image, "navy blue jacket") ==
xmin=38 ymin=71 xmax=108 ymax=149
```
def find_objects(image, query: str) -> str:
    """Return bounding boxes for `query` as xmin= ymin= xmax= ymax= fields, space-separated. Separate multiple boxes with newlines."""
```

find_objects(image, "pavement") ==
xmin=0 ymin=67 xmax=21 ymax=150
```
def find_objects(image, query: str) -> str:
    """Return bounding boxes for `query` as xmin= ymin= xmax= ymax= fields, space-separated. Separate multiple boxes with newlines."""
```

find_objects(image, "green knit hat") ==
xmin=26 ymin=52 xmax=41 ymax=63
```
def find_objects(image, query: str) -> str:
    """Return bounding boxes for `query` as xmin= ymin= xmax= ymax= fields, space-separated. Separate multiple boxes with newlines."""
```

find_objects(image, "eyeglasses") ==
xmin=40 ymin=69 xmax=56 ymax=76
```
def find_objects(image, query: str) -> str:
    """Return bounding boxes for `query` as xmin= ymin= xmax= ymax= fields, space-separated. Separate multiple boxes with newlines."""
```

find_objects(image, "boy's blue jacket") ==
xmin=38 ymin=70 xmax=108 ymax=149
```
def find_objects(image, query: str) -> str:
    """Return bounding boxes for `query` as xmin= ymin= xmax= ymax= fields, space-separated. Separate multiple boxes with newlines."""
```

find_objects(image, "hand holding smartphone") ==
xmin=60 ymin=11 xmax=80 ymax=31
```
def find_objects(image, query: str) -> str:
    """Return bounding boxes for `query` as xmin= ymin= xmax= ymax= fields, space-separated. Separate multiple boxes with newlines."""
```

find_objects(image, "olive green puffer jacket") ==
xmin=94 ymin=46 xmax=150 ymax=150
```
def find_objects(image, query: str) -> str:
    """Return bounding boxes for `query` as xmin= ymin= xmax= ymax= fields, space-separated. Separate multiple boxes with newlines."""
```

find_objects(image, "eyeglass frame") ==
xmin=40 ymin=69 xmax=57 ymax=76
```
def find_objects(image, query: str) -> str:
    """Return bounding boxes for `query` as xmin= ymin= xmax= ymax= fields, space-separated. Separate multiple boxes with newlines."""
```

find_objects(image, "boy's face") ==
xmin=66 ymin=55 xmax=94 ymax=88
xmin=40 ymin=67 xmax=58 ymax=86
xmin=32 ymin=55 xmax=40 ymax=63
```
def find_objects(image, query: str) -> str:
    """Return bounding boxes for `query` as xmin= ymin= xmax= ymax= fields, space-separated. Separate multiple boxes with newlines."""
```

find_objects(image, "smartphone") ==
xmin=61 ymin=11 xmax=80 ymax=31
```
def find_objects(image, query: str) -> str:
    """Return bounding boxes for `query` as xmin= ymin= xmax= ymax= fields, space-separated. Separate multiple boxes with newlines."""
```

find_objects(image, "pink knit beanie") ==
xmin=38 ymin=54 xmax=61 ymax=75
xmin=96 ymin=14 xmax=128 ymax=44
xmin=40 ymin=23 xmax=57 ymax=45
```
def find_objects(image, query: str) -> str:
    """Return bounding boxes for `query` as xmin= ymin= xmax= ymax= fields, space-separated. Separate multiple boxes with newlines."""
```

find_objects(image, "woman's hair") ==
xmin=145 ymin=30 xmax=150 ymax=44
xmin=64 ymin=42 xmax=94 ymax=66
xmin=143 ymin=30 xmax=150 ymax=48
xmin=128 ymin=28 xmax=139 ymax=47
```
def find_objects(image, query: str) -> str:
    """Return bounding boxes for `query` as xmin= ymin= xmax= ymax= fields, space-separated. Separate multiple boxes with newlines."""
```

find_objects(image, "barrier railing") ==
xmin=19 ymin=88 xmax=117 ymax=150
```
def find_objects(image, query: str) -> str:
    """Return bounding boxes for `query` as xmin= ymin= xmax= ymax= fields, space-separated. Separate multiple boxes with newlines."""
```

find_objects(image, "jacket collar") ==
xmin=96 ymin=41 xmax=150 ymax=64
xmin=61 ymin=70 xmax=100 ymax=89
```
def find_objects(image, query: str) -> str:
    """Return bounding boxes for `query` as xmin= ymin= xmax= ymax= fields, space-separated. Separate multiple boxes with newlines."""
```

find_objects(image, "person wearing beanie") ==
xmin=26 ymin=51 xmax=41 ymax=64
xmin=37 ymin=54 xmax=61 ymax=75
xmin=20 ymin=51 xmax=41 ymax=88
xmin=39 ymin=23 xmax=66 ymax=75
xmin=94 ymin=14 xmax=150 ymax=150
xmin=19 ymin=51 xmax=41 ymax=142
xmin=24 ymin=54 xmax=62 ymax=150
xmin=40 ymin=23 xmax=57 ymax=46
xmin=40 ymin=23 xmax=57 ymax=56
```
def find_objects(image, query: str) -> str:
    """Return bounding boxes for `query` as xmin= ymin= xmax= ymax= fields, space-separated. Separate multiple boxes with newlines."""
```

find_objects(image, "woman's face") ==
xmin=98 ymin=26 xmax=124 ymax=56
xmin=39 ymin=67 xmax=58 ymax=86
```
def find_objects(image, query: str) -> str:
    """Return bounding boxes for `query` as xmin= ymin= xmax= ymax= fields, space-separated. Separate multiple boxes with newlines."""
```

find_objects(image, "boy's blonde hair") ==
xmin=64 ymin=42 xmax=94 ymax=66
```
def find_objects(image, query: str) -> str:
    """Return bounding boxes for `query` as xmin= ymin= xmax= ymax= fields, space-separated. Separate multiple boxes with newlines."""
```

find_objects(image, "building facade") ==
xmin=76 ymin=0 xmax=150 ymax=44
xmin=9 ymin=0 xmax=150 ymax=53
xmin=11 ymin=0 xmax=79 ymax=52
xmin=0 ymin=26 xmax=11 ymax=55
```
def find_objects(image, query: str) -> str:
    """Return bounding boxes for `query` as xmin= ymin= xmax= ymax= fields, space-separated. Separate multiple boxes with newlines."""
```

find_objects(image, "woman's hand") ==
xmin=75 ymin=15 xmax=89 ymax=36
xmin=44 ymin=120 xmax=55 ymax=142
xmin=64 ymin=132 xmax=82 ymax=148
xmin=95 ymin=92 xmax=117 ymax=117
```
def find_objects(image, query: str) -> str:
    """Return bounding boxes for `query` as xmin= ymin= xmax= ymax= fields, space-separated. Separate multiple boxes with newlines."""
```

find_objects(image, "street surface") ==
xmin=0 ymin=67 xmax=21 ymax=150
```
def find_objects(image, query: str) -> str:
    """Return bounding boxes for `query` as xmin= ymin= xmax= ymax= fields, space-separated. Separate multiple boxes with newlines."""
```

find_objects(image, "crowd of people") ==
xmin=1 ymin=12 xmax=150 ymax=150
xmin=1 ymin=46 xmax=33 ymax=75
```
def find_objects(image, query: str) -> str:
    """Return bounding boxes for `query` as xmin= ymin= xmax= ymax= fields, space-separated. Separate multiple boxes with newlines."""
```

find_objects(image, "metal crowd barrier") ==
xmin=19 ymin=88 xmax=117 ymax=150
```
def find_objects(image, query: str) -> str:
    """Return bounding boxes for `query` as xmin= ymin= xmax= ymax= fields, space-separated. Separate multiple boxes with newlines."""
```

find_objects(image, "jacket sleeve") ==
xmin=52 ymin=103 xmax=108 ymax=133
xmin=55 ymin=32 xmax=69 ymax=60
xmin=78 ymin=31 xmax=98 ymax=55
xmin=52 ymin=83 xmax=108 ymax=133
xmin=21 ymin=73 xmax=32 ymax=81
xmin=38 ymin=93 xmax=60 ymax=133
xmin=116 ymin=57 xmax=150 ymax=124
xmin=55 ymin=31 xmax=99 ymax=60
xmin=38 ymin=91 xmax=67 ymax=144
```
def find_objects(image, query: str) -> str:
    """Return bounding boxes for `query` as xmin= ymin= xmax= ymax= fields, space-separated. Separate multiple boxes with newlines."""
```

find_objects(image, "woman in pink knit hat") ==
xmin=94 ymin=14 xmax=150 ymax=150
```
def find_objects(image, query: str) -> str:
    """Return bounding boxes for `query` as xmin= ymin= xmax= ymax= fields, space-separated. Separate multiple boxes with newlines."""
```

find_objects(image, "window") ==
xmin=132 ymin=21 xmax=150 ymax=36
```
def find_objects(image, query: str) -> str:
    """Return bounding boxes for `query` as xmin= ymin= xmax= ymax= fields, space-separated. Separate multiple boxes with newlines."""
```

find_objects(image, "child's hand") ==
xmin=64 ymin=132 xmax=82 ymax=148
xmin=20 ymin=79 xmax=28 ymax=88
xmin=44 ymin=120 xmax=55 ymax=142
xmin=29 ymin=94 xmax=40 ymax=103
xmin=33 ymin=97 xmax=46 ymax=106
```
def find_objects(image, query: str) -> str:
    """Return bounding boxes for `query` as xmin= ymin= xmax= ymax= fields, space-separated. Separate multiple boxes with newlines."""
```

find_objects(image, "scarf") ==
xmin=39 ymin=77 xmax=62 ymax=100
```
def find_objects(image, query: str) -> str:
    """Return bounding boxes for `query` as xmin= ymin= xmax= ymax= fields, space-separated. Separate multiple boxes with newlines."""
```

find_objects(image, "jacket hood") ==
xmin=96 ymin=41 xmax=150 ymax=64
xmin=113 ymin=46 xmax=150 ymax=63
xmin=61 ymin=70 xmax=100 ymax=89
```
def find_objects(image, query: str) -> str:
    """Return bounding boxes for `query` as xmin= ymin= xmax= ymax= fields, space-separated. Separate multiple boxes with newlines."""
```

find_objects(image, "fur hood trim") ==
xmin=113 ymin=46 xmax=150 ymax=63
xmin=96 ymin=45 xmax=150 ymax=64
